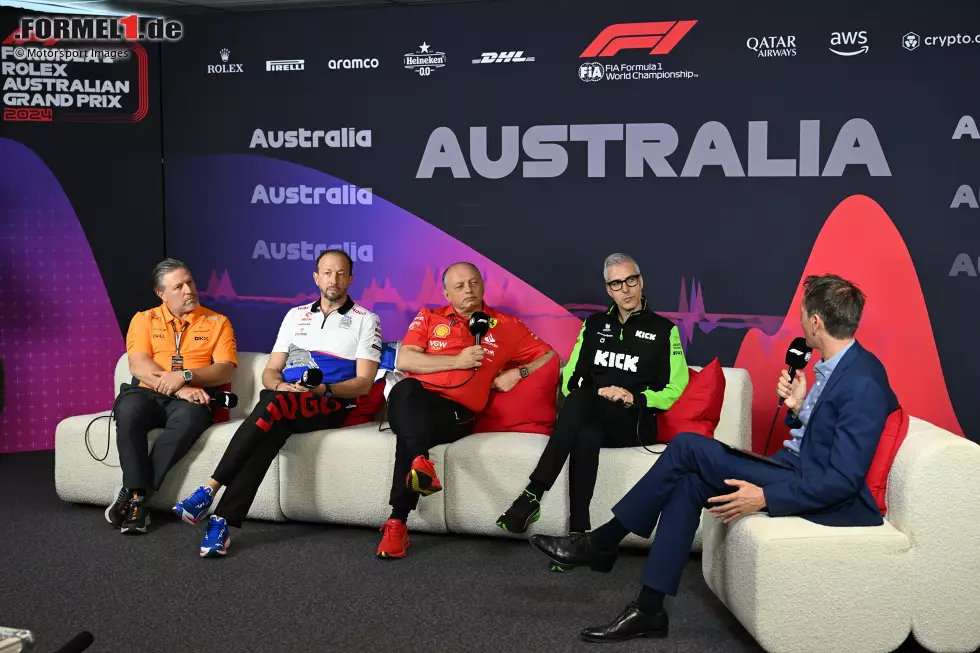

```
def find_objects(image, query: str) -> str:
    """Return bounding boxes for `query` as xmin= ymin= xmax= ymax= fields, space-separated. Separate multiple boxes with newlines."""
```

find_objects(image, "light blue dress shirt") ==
xmin=784 ymin=339 xmax=856 ymax=455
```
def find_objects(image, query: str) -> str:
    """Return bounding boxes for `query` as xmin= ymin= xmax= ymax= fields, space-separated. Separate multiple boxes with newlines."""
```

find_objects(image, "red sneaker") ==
xmin=377 ymin=518 xmax=410 ymax=559
xmin=406 ymin=455 xmax=443 ymax=496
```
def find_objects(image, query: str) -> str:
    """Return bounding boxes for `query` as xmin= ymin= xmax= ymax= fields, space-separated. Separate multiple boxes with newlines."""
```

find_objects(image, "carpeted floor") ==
xmin=0 ymin=451 xmax=941 ymax=653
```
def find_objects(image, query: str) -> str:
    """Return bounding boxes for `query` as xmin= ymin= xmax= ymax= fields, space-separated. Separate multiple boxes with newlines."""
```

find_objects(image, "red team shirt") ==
xmin=401 ymin=304 xmax=552 ymax=413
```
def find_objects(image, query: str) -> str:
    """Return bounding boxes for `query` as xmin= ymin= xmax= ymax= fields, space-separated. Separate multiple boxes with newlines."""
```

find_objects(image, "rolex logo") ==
xmin=208 ymin=48 xmax=243 ymax=74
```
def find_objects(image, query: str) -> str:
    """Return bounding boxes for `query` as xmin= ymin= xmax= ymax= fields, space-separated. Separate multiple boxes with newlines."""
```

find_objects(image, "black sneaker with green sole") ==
xmin=495 ymin=490 xmax=541 ymax=534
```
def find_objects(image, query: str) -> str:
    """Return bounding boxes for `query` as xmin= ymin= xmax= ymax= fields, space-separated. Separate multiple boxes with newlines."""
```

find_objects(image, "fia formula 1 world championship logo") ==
xmin=578 ymin=20 xmax=698 ymax=83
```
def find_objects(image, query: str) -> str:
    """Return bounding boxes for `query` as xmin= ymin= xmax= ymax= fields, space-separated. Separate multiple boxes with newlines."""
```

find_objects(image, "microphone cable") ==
xmin=418 ymin=368 xmax=479 ymax=391
xmin=634 ymin=404 xmax=666 ymax=455
xmin=84 ymin=386 xmax=134 ymax=464
xmin=376 ymin=369 xmax=479 ymax=435
xmin=84 ymin=383 xmax=226 ymax=463
xmin=763 ymin=402 xmax=784 ymax=456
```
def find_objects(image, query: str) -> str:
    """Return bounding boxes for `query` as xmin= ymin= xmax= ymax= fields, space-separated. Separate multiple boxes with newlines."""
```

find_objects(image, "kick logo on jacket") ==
xmin=594 ymin=350 xmax=639 ymax=372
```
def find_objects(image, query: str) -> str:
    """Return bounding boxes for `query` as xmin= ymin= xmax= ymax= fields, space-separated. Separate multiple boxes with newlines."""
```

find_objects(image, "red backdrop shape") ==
xmin=734 ymin=195 xmax=963 ymax=453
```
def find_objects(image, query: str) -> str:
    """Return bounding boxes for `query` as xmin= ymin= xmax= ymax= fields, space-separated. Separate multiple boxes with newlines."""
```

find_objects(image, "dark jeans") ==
xmin=387 ymin=378 xmax=475 ymax=513
xmin=529 ymin=389 xmax=657 ymax=532
xmin=114 ymin=386 xmax=213 ymax=491
xmin=211 ymin=389 xmax=351 ymax=527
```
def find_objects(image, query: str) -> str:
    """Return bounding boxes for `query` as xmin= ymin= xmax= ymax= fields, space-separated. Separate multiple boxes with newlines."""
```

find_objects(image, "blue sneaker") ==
xmin=173 ymin=485 xmax=214 ymax=525
xmin=200 ymin=515 xmax=230 ymax=558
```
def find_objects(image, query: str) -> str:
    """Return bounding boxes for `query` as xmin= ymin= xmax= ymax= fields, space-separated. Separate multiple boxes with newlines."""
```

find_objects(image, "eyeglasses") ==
xmin=607 ymin=274 xmax=640 ymax=291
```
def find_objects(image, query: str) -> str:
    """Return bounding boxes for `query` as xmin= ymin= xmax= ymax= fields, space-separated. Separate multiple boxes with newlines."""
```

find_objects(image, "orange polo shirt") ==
xmin=126 ymin=303 xmax=238 ymax=388
xmin=401 ymin=304 xmax=552 ymax=413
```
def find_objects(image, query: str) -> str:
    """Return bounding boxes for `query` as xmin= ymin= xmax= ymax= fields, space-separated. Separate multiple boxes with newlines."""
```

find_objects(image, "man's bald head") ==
xmin=442 ymin=262 xmax=485 ymax=316
xmin=442 ymin=262 xmax=481 ymax=289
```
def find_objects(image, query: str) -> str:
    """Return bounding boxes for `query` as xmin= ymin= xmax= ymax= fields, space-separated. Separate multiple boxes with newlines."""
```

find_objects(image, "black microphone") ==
xmin=778 ymin=336 xmax=813 ymax=407
xmin=54 ymin=630 xmax=94 ymax=653
xmin=300 ymin=368 xmax=323 ymax=388
xmin=209 ymin=391 xmax=238 ymax=409
xmin=764 ymin=336 xmax=814 ymax=455
xmin=468 ymin=311 xmax=490 ymax=345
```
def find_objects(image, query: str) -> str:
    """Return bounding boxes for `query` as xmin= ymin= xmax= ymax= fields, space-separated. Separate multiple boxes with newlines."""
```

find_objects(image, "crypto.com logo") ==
xmin=580 ymin=20 xmax=697 ymax=58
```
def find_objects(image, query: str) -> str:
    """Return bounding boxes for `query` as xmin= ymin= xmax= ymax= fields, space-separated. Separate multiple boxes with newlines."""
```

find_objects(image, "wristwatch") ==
xmin=323 ymin=383 xmax=332 ymax=396
xmin=519 ymin=366 xmax=529 ymax=379
xmin=182 ymin=369 xmax=193 ymax=383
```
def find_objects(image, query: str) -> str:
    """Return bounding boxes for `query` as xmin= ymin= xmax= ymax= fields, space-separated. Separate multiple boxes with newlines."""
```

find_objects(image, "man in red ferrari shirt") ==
xmin=377 ymin=262 xmax=556 ymax=558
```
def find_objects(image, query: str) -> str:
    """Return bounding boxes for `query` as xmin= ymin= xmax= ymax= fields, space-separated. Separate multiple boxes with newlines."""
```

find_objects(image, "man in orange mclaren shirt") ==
xmin=377 ymin=262 xmax=556 ymax=558
xmin=106 ymin=258 xmax=238 ymax=535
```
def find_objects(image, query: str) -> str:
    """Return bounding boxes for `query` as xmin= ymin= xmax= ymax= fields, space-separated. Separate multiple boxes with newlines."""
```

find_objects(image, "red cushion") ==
xmin=655 ymin=359 xmax=726 ymax=442
xmin=342 ymin=378 xmax=387 ymax=427
xmin=211 ymin=382 xmax=232 ymax=424
xmin=472 ymin=356 xmax=560 ymax=435
xmin=866 ymin=405 xmax=910 ymax=515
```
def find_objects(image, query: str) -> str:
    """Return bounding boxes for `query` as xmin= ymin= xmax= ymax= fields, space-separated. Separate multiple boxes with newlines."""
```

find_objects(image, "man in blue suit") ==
xmin=529 ymin=273 xmax=897 ymax=643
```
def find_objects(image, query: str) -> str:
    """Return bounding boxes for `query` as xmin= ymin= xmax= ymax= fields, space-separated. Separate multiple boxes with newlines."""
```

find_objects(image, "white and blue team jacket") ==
xmin=274 ymin=296 xmax=383 ymax=385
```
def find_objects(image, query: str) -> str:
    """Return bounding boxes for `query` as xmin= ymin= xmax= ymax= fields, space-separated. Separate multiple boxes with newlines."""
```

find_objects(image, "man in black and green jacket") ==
xmin=496 ymin=253 xmax=690 ymax=553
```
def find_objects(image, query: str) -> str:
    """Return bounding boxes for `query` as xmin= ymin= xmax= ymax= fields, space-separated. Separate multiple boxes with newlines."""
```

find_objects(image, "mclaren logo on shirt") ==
xmin=594 ymin=350 xmax=639 ymax=372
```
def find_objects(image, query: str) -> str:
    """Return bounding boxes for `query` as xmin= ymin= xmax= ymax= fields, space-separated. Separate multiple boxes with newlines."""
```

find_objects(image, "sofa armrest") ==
xmin=715 ymin=367 xmax=753 ymax=451
xmin=884 ymin=417 xmax=980 ymax=653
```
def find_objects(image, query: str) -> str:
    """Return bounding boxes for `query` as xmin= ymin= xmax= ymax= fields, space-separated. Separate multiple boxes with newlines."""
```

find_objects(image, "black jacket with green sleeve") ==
xmin=562 ymin=297 xmax=690 ymax=411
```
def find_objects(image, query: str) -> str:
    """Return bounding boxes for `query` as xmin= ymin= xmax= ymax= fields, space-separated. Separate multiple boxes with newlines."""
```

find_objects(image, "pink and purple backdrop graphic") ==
xmin=0 ymin=138 xmax=124 ymax=453
xmin=166 ymin=154 xmax=787 ymax=360
xmin=167 ymin=154 xmax=590 ymax=358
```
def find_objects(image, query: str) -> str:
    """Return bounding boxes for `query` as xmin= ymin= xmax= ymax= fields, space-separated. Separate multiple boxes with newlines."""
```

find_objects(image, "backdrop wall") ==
xmin=1 ymin=1 xmax=977 ymax=454
xmin=161 ymin=0 xmax=980 ymax=449
xmin=0 ymin=8 xmax=164 ymax=452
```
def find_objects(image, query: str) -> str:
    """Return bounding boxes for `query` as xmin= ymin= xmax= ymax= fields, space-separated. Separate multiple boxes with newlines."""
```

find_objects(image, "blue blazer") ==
xmin=765 ymin=340 xmax=898 ymax=527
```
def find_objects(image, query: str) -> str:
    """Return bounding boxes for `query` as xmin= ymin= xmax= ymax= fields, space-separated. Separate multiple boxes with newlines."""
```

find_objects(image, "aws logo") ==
xmin=829 ymin=30 xmax=869 ymax=56
xmin=594 ymin=350 xmax=639 ymax=372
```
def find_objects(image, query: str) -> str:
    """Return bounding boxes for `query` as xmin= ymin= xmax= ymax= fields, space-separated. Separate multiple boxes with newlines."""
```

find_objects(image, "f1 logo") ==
xmin=580 ymin=21 xmax=697 ymax=58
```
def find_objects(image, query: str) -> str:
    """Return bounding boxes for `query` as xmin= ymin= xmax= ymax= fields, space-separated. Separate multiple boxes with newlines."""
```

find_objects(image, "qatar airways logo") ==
xmin=416 ymin=119 xmax=891 ymax=178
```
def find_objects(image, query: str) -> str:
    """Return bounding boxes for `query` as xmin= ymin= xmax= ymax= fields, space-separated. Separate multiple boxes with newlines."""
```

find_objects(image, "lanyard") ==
xmin=171 ymin=319 xmax=188 ymax=356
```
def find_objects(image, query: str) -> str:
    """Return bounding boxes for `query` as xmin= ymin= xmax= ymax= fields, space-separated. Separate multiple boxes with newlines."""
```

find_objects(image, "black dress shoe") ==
xmin=580 ymin=603 xmax=669 ymax=642
xmin=529 ymin=533 xmax=617 ymax=572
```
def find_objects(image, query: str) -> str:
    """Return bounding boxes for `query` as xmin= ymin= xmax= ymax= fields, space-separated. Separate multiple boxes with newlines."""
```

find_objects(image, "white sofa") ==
xmin=55 ymin=353 xmax=286 ymax=521
xmin=55 ymin=352 xmax=753 ymax=551
xmin=701 ymin=417 xmax=980 ymax=653
xmin=55 ymin=352 xmax=980 ymax=651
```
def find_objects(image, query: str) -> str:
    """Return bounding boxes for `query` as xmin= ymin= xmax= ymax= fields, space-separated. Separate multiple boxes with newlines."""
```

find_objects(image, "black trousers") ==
xmin=212 ymin=389 xmax=351 ymax=527
xmin=387 ymin=378 xmax=475 ymax=513
xmin=114 ymin=386 xmax=213 ymax=491
xmin=529 ymin=389 xmax=657 ymax=533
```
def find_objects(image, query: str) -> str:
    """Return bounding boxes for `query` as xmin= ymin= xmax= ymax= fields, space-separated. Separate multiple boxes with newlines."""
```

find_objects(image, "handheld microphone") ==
xmin=764 ymin=337 xmax=814 ymax=455
xmin=209 ymin=391 xmax=238 ymax=409
xmin=54 ymin=630 xmax=94 ymax=653
xmin=468 ymin=311 xmax=490 ymax=345
xmin=779 ymin=336 xmax=813 ymax=407
xmin=300 ymin=368 xmax=323 ymax=388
